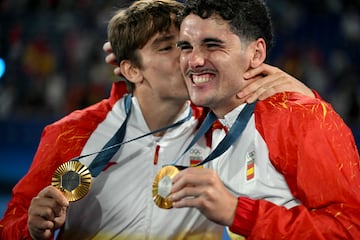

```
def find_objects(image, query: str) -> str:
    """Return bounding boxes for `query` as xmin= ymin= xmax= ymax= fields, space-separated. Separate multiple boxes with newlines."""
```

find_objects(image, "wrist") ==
xmin=229 ymin=197 xmax=258 ymax=237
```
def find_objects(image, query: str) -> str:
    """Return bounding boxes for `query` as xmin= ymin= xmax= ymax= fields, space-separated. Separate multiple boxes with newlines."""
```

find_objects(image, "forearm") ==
xmin=229 ymin=197 xmax=359 ymax=239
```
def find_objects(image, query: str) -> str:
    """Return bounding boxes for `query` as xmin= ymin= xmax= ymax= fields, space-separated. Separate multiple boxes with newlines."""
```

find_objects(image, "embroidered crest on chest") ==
xmin=189 ymin=148 xmax=203 ymax=167
xmin=246 ymin=151 xmax=255 ymax=181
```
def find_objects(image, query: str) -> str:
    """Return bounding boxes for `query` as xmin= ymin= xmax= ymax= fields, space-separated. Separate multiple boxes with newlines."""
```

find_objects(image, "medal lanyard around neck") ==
xmin=70 ymin=94 xmax=193 ymax=177
xmin=171 ymin=102 xmax=256 ymax=168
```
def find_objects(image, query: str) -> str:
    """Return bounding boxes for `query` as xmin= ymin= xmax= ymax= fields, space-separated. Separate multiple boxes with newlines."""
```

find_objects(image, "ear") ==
xmin=119 ymin=60 xmax=143 ymax=83
xmin=249 ymin=38 xmax=266 ymax=68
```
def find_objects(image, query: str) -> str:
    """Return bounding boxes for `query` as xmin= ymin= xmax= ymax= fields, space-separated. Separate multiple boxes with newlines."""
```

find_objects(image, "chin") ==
xmin=189 ymin=97 xmax=208 ymax=108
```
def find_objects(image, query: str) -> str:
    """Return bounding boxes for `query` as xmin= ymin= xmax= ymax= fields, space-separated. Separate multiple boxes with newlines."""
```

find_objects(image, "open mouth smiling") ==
xmin=190 ymin=72 xmax=215 ymax=84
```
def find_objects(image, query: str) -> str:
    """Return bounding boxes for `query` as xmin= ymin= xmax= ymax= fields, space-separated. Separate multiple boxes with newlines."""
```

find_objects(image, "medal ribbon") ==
xmin=171 ymin=102 xmax=256 ymax=168
xmin=87 ymin=94 xmax=132 ymax=177
xmin=70 ymin=94 xmax=193 ymax=177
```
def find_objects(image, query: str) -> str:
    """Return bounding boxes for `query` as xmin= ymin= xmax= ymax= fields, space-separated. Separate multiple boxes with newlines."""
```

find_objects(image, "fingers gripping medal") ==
xmin=153 ymin=165 xmax=181 ymax=209
xmin=51 ymin=161 xmax=92 ymax=202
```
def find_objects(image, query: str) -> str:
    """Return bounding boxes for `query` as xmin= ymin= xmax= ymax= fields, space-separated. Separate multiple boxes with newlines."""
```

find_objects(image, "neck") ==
xmin=136 ymin=96 xmax=188 ymax=136
xmin=211 ymin=99 xmax=246 ymax=119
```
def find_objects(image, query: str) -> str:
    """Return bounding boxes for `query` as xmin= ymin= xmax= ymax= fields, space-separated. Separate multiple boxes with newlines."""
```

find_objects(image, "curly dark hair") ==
xmin=180 ymin=0 xmax=274 ymax=53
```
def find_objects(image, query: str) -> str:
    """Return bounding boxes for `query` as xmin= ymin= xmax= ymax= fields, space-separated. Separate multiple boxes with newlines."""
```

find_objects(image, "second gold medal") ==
xmin=152 ymin=165 xmax=180 ymax=209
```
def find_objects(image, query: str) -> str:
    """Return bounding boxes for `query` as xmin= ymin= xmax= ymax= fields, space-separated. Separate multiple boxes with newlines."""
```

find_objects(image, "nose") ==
xmin=188 ymin=48 xmax=206 ymax=68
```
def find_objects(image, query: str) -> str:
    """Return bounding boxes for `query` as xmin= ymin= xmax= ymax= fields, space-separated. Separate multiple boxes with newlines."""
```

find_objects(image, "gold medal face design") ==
xmin=52 ymin=161 xmax=92 ymax=202
xmin=152 ymin=165 xmax=180 ymax=209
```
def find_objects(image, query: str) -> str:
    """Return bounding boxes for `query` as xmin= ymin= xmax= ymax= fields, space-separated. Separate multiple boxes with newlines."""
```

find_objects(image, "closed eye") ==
xmin=176 ymin=41 xmax=192 ymax=51
xmin=203 ymin=38 xmax=224 ymax=50
xmin=159 ymin=46 xmax=173 ymax=51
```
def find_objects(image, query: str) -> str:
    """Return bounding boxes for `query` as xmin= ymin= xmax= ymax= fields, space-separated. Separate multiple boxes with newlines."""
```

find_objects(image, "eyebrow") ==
xmin=177 ymin=37 xmax=225 ymax=48
xmin=151 ymin=34 xmax=175 ymax=49
xmin=202 ymin=37 xmax=224 ymax=45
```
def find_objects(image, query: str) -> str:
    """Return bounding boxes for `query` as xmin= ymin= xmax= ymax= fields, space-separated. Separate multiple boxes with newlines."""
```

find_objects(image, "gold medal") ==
xmin=51 ymin=161 xmax=92 ymax=202
xmin=152 ymin=165 xmax=180 ymax=209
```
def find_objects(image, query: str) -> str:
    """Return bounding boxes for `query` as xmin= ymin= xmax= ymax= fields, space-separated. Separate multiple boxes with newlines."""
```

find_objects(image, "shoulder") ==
xmin=254 ymin=92 xmax=350 ymax=147
xmin=256 ymin=92 xmax=330 ymax=114
xmin=255 ymin=92 xmax=339 ymax=125
xmin=43 ymin=95 xmax=125 ymax=144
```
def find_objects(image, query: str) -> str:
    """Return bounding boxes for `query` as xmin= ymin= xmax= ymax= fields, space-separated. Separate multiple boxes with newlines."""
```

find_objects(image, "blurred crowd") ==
xmin=0 ymin=0 xmax=359 ymax=145
xmin=267 ymin=0 xmax=360 ymax=136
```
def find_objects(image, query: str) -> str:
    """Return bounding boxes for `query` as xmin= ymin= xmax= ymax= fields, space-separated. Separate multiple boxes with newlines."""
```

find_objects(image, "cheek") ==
xmin=179 ymin=55 xmax=188 ymax=73
xmin=219 ymin=63 xmax=247 ymax=91
xmin=225 ymin=54 xmax=250 ymax=78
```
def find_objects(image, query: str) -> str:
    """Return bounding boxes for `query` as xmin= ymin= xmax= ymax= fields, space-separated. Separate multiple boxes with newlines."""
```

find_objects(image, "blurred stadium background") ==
xmin=0 ymin=0 xmax=359 ymax=218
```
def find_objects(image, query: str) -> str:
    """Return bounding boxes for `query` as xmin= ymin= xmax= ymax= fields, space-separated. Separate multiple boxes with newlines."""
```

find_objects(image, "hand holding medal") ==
xmin=152 ymin=165 xmax=187 ymax=209
xmin=51 ymin=161 xmax=92 ymax=202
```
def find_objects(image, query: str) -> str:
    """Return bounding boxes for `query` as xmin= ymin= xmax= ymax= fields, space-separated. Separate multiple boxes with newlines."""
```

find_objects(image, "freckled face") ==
xmin=178 ymin=14 xmax=253 ymax=116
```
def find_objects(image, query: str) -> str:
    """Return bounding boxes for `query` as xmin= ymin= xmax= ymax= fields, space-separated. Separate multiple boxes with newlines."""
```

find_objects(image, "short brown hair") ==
xmin=108 ymin=0 xmax=183 ymax=92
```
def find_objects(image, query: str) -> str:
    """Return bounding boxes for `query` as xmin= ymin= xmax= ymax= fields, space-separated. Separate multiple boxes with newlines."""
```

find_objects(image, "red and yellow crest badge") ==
xmin=246 ymin=151 xmax=255 ymax=181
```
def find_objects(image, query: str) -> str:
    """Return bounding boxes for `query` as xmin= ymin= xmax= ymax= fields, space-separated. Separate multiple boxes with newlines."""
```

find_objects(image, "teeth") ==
xmin=192 ymin=75 xmax=210 ymax=84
